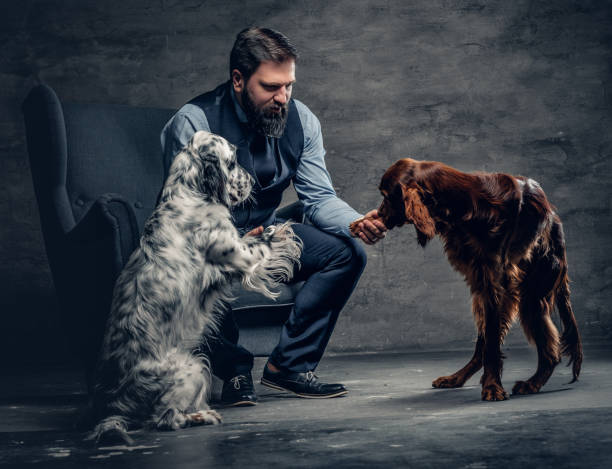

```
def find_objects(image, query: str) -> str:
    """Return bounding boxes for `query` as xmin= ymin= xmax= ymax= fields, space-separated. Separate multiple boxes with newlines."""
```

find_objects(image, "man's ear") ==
xmin=231 ymin=69 xmax=245 ymax=94
xmin=402 ymin=185 xmax=436 ymax=247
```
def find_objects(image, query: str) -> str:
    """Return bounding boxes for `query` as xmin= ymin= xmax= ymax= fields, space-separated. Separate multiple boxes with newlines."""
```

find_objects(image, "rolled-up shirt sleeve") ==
xmin=293 ymin=100 xmax=362 ymax=238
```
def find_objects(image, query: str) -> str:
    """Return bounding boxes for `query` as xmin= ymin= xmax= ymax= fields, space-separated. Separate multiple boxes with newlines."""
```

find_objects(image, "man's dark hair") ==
xmin=229 ymin=27 xmax=298 ymax=81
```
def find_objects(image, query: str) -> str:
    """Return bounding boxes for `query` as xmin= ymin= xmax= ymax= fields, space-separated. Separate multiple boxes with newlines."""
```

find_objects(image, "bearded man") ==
xmin=160 ymin=27 xmax=386 ymax=406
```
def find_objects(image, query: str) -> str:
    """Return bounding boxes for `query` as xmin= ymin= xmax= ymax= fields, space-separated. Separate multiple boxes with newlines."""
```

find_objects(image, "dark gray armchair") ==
xmin=22 ymin=84 xmax=301 ymax=381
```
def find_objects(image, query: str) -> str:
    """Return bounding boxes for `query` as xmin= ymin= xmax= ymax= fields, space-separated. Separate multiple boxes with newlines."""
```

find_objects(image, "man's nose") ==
xmin=274 ymin=88 xmax=289 ymax=104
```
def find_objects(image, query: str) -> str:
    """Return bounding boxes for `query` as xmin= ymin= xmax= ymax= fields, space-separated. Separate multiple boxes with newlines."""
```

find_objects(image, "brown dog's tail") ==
xmin=556 ymin=276 xmax=583 ymax=383
xmin=552 ymin=219 xmax=583 ymax=383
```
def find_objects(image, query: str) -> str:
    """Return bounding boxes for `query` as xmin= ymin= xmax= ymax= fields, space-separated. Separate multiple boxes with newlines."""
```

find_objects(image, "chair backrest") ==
xmin=22 ymin=84 xmax=176 ymax=373
xmin=63 ymin=101 xmax=174 ymax=231
xmin=23 ymin=84 xmax=175 ymax=235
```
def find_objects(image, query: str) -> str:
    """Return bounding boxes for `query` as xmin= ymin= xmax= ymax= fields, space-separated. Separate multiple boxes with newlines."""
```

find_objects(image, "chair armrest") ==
xmin=66 ymin=193 xmax=140 ymax=274
xmin=52 ymin=194 xmax=140 ymax=373
xmin=275 ymin=200 xmax=304 ymax=223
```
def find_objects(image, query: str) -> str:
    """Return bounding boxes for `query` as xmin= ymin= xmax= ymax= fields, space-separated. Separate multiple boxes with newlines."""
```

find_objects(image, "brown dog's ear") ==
xmin=402 ymin=185 xmax=436 ymax=246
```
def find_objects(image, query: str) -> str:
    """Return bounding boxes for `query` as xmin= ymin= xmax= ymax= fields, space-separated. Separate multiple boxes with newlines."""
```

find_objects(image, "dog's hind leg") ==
xmin=513 ymin=294 xmax=560 ymax=394
xmin=513 ymin=253 xmax=562 ymax=395
xmin=154 ymin=353 xmax=221 ymax=431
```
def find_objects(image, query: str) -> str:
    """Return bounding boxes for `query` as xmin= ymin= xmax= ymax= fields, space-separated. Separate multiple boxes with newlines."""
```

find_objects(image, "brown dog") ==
xmin=351 ymin=158 xmax=582 ymax=401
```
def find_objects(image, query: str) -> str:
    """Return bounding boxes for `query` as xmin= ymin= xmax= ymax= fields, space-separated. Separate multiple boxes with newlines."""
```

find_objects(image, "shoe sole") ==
xmin=260 ymin=378 xmax=349 ymax=398
xmin=223 ymin=400 xmax=257 ymax=407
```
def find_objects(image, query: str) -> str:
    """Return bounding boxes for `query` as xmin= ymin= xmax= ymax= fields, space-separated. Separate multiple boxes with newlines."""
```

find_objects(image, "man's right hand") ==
xmin=350 ymin=210 xmax=387 ymax=245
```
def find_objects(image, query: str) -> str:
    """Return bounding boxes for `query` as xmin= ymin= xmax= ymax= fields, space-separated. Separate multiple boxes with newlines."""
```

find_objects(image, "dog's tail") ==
xmin=86 ymin=415 xmax=134 ymax=446
xmin=556 ymin=275 xmax=582 ymax=383
xmin=552 ymin=219 xmax=583 ymax=383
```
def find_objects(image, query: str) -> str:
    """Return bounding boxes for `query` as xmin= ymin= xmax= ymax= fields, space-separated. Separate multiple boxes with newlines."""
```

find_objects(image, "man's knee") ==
xmin=348 ymin=239 xmax=367 ymax=275
xmin=334 ymin=238 xmax=367 ymax=276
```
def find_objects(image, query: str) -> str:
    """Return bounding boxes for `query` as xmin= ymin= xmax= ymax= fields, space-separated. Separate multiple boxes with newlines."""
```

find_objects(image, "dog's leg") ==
xmin=513 ymin=248 xmax=564 ymax=395
xmin=514 ymin=282 xmax=561 ymax=395
xmin=478 ymin=284 xmax=510 ymax=401
xmin=432 ymin=294 xmax=490 ymax=389
xmin=154 ymin=353 xmax=222 ymax=431
xmin=156 ymin=407 xmax=222 ymax=430
xmin=206 ymin=227 xmax=270 ymax=274
xmin=243 ymin=223 xmax=302 ymax=293
xmin=481 ymin=314 xmax=508 ymax=401
xmin=207 ymin=223 xmax=301 ymax=298
xmin=432 ymin=334 xmax=484 ymax=388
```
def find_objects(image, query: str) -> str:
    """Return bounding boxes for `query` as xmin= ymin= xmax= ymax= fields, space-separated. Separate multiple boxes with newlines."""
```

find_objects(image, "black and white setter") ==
xmin=89 ymin=131 xmax=302 ymax=443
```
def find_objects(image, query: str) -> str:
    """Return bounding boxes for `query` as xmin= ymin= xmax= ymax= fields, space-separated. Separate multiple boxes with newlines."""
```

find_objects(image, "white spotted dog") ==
xmin=88 ymin=130 xmax=302 ymax=445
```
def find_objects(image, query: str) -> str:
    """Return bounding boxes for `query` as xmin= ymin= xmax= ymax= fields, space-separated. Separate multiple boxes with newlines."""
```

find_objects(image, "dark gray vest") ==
xmin=188 ymin=81 xmax=304 ymax=230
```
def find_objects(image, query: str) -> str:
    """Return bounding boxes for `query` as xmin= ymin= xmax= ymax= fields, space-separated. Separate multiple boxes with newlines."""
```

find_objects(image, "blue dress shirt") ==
xmin=160 ymin=88 xmax=362 ymax=238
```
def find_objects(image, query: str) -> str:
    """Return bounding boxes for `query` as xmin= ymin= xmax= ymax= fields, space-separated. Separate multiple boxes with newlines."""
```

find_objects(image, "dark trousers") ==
xmin=203 ymin=223 xmax=367 ymax=380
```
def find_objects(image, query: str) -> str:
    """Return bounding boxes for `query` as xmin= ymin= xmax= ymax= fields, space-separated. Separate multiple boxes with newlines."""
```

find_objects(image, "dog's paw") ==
xmin=432 ymin=375 xmax=464 ymax=389
xmin=157 ymin=408 xmax=188 ymax=431
xmin=481 ymin=383 xmax=509 ymax=401
xmin=187 ymin=409 xmax=222 ymax=426
xmin=261 ymin=225 xmax=276 ymax=243
xmin=349 ymin=218 xmax=365 ymax=237
xmin=349 ymin=216 xmax=377 ymax=238
xmin=511 ymin=380 xmax=540 ymax=395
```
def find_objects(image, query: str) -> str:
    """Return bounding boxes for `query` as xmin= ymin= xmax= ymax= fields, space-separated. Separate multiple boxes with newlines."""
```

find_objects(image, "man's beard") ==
xmin=241 ymin=88 xmax=289 ymax=138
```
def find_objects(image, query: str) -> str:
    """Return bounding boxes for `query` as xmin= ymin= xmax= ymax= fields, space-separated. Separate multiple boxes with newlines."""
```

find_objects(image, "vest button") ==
xmin=134 ymin=201 xmax=143 ymax=209
xmin=75 ymin=198 xmax=84 ymax=207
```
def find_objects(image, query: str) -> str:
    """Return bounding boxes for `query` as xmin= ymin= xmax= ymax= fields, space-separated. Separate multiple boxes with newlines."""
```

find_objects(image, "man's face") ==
xmin=232 ymin=59 xmax=296 ymax=138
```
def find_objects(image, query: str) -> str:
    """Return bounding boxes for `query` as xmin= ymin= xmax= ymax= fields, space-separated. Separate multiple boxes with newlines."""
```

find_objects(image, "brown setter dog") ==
xmin=351 ymin=158 xmax=582 ymax=401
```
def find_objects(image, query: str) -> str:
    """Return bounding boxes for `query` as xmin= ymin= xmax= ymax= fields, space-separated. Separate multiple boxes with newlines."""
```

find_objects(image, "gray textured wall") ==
xmin=2 ymin=0 xmax=611 ymax=365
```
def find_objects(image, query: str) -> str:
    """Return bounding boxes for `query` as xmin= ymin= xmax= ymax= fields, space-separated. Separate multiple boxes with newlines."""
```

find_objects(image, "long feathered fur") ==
xmin=88 ymin=131 xmax=302 ymax=444
xmin=352 ymin=158 xmax=582 ymax=401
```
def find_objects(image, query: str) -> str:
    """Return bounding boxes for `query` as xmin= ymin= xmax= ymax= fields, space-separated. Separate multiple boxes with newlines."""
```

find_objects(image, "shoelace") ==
xmin=230 ymin=375 xmax=247 ymax=390
xmin=305 ymin=371 xmax=317 ymax=382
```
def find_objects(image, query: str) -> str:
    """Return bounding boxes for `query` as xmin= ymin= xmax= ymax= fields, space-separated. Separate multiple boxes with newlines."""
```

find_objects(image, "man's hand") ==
xmin=245 ymin=226 xmax=264 ymax=237
xmin=351 ymin=210 xmax=387 ymax=245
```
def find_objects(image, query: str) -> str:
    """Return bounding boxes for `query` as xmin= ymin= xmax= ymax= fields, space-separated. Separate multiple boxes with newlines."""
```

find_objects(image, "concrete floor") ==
xmin=1 ymin=347 xmax=611 ymax=468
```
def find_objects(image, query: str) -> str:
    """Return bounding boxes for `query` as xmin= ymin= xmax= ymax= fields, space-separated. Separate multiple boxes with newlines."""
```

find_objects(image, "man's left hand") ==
xmin=351 ymin=210 xmax=387 ymax=245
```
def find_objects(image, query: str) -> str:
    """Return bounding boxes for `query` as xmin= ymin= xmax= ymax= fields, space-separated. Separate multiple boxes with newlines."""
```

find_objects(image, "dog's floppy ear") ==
xmin=402 ymin=185 xmax=436 ymax=246
xmin=197 ymin=152 xmax=228 ymax=204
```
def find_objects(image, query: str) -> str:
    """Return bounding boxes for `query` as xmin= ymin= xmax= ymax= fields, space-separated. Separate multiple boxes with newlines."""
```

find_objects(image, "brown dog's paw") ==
xmin=349 ymin=217 xmax=366 ymax=237
xmin=511 ymin=380 xmax=540 ymax=395
xmin=481 ymin=383 xmax=509 ymax=401
xmin=432 ymin=375 xmax=464 ymax=388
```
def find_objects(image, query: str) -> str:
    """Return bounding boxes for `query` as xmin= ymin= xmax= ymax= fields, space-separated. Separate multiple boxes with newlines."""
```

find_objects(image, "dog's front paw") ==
xmin=349 ymin=218 xmax=365 ymax=237
xmin=511 ymin=380 xmax=540 ymax=395
xmin=481 ymin=383 xmax=509 ymax=401
xmin=261 ymin=225 xmax=276 ymax=243
xmin=432 ymin=375 xmax=464 ymax=389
